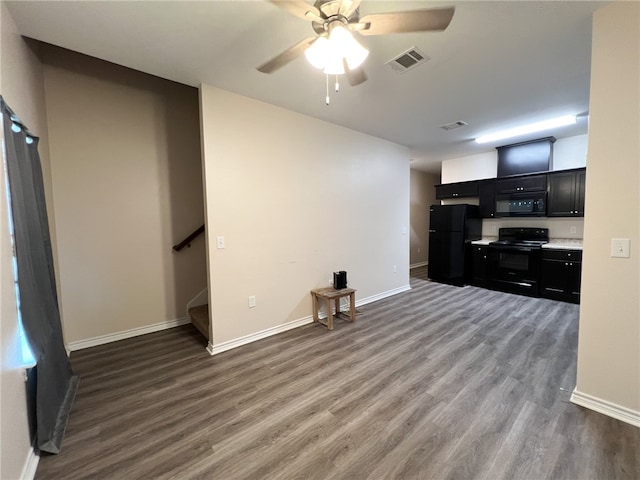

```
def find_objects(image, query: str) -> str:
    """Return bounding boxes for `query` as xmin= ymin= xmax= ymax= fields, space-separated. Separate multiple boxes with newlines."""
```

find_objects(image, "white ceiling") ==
xmin=6 ymin=0 xmax=608 ymax=173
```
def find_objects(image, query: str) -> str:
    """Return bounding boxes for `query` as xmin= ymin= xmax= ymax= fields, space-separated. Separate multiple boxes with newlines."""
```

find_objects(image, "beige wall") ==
xmin=410 ymin=169 xmax=439 ymax=266
xmin=40 ymin=46 xmax=206 ymax=345
xmin=200 ymin=85 xmax=410 ymax=346
xmin=574 ymin=2 xmax=640 ymax=418
xmin=0 ymin=2 xmax=51 ymax=478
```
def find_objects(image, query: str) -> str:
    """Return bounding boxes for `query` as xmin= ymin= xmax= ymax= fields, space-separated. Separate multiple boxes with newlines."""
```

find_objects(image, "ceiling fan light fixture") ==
xmin=329 ymin=23 xmax=369 ymax=70
xmin=305 ymin=36 xmax=329 ymax=69
xmin=323 ymin=52 xmax=346 ymax=75
xmin=304 ymin=22 xmax=369 ymax=74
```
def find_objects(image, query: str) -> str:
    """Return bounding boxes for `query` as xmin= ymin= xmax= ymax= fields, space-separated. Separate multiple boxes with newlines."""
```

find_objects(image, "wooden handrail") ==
xmin=173 ymin=224 xmax=205 ymax=252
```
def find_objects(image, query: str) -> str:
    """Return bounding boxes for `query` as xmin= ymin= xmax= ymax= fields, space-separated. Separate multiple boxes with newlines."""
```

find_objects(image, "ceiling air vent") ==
xmin=440 ymin=121 xmax=468 ymax=131
xmin=386 ymin=47 xmax=430 ymax=73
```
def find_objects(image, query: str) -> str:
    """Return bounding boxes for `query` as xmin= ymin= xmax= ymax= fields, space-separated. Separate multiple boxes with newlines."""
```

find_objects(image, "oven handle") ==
xmin=489 ymin=246 xmax=534 ymax=253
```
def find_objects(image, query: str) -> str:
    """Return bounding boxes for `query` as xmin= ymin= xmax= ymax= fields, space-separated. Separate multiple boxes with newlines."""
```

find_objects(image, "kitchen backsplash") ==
xmin=482 ymin=217 xmax=584 ymax=240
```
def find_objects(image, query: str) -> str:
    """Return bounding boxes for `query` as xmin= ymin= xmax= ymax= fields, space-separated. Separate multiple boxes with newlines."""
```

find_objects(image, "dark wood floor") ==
xmin=36 ymin=267 xmax=639 ymax=479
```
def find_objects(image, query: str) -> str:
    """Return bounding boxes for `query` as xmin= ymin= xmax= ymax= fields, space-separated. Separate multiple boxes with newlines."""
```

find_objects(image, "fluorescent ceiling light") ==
xmin=475 ymin=115 xmax=577 ymax=144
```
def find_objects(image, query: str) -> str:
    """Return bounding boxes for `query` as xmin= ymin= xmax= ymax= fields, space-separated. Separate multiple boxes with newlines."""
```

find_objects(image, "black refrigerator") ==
xmin=428 ymin=204 xmax=481 ymax=286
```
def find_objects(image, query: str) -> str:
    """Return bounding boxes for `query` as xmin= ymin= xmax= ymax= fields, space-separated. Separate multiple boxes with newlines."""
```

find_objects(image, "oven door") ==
xmin=495 ymin=192 xmax=547 ymax=217
xmin=488 ymin=245 xmax=541 ymax=296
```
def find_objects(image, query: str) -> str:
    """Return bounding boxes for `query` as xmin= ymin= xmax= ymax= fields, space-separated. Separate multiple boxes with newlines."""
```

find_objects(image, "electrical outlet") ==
xmin=417 ymin=247 xmax=421 ymax=254
xmin=248 ymin=295 xmax=256 ymax=308
xmin=570 ymin=226 xmax=577 ymax=235
xmin=393 ymin=264 xmax=397 ymax=273
xmin=216 ymin=236 xmax=225 ymax=249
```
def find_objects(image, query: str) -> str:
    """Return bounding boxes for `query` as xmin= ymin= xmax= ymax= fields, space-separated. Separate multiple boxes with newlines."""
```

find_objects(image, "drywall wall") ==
xmin=553 ymin=134 xmax=588 ymax=171
xmin=410 ymin=169 xmax=439 ymax=266
xmin=573 ymin=1 xmax=640 ymax=422
xmin=0 ymin=2 xmax=50 ymax=478
xmin=482 ymin=217 xmax=584 ymax=240
xmin=200 ymin=85 xmax=410 ymax=346
xmin=441 ymin=134 xmax=587 ymax=184
xmin=441 ymin=151 xmax=497 ymax=184
xmin=40 ymin=46 xmax=206 ymax=345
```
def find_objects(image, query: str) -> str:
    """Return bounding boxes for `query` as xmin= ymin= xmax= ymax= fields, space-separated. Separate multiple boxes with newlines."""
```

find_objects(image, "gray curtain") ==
xmin=1 ymin=97 xmax=78 ymax=454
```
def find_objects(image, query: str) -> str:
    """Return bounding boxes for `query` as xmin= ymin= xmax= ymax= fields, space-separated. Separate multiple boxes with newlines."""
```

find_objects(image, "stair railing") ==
xmin=173 ymin=224 xmax=205 ymax=252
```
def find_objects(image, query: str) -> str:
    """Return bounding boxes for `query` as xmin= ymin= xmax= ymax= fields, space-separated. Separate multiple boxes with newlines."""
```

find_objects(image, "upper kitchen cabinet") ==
xmin=495 ymin=173 xmax=548 ymax=194
xmin=547 ymin=168 xmax=586 ymax=217
xmin=435 ymin=180 xmax=479 ymax=200
xmin=478 ymin=180 xmax=496 ymax=218
xmin=497 ymin=137 xmax=555 ymax=177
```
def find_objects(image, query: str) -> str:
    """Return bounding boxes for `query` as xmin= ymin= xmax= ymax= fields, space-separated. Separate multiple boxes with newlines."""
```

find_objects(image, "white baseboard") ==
xmin=355 ymin=284 xmax=411 ymax=307
xmin=208 ymin=284 xmax=411 ymax=356
xmin=208 ymin=316 xmax=314 ymax=355
xmin=21 ymin=447 xmax=39 ymax=480
xmin=66 ymin=317 xmax=191 ymax=351
xmin=410 ymin=261 xmax=428 ymax=269
xmin=570 ymin=389 xmax=640 ymax=428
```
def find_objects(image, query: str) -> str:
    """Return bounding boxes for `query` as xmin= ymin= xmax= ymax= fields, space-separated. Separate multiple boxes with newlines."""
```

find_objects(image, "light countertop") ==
xmin=471 ymin=238 xmax=583 ymax=250
xmin=542 ymin=240 xmax=583 ymax=250
xmin=471 ymin=238 xmax=496 ymax=246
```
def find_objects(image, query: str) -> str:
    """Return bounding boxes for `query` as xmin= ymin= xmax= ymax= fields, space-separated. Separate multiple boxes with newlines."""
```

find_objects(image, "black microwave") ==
xmin=495 ymin=191 xmax=547 ymax=217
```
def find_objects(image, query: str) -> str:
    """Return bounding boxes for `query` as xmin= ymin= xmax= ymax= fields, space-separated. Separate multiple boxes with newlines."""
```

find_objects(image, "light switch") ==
xmin=611 ymin=238 xmax=630 ymax=258
xmin=216 ymin=236 xmax=225 ymax=249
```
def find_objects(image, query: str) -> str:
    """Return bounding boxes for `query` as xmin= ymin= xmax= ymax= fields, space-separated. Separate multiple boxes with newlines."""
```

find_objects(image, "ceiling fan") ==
xmin=257 ymin=0 xmax=455 ymax=87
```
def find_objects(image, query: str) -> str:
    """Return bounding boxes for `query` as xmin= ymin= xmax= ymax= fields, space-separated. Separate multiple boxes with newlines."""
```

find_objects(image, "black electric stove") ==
xmin=488 ymin=228 xmax=549 ymax=296
xmin=489 ymin=227 xmax=549 ymax=248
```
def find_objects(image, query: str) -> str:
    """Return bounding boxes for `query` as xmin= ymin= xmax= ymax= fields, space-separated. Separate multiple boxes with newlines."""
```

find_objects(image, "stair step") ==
xmin=188 ymin=304 xmax=209 ymax=340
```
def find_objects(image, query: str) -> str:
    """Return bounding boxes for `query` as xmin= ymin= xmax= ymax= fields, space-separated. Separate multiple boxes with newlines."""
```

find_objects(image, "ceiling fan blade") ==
xmin=268 ymin=1 xmax=324 ymax=23
xmin=358 ymin=6 xmax=455 ymax=36
xmin=343 ymin=59 xmax=367 ymax=86
xmin=340 ymin=0 xmax=362 ymax=19
xmin=257 ymin=37 xmax=316 ymax=73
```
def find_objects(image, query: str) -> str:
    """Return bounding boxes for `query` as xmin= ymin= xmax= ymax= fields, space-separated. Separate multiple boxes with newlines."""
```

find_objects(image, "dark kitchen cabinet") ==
xmin=547 ymin=168 xmax=586 ymax=217
xmin=470 ymin=245 xmax=489 ymax=286
xmin=435 ymin=180 xmax=479 ymax=200
xmin=495 ymin=174 xmax=547 ymax=194
xmin=540 ymin=248 xmax=582 ymax=303
xmin=478 ymin=180 xmax=496 ymax=218
xmin=497 ymin=137 xmax=555 ymax=177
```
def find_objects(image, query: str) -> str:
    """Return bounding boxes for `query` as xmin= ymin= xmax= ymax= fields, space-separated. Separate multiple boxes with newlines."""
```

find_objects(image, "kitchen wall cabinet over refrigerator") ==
xmin=428 ymin=204 xmax=481 ymax=286
xmin=435 ymin=180 xmax=478 ymax=200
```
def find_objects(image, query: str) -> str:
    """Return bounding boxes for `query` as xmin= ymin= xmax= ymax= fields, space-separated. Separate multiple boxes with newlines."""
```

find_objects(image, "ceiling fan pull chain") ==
xmin=335 ymin=75 xmax=340 ymax=93
xmin=325 ymin=74 xmax=330 ymax=105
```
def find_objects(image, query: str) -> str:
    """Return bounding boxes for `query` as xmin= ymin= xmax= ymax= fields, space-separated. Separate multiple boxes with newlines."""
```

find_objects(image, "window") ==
xmin=2 ymin=129 xmax=36 ymax=367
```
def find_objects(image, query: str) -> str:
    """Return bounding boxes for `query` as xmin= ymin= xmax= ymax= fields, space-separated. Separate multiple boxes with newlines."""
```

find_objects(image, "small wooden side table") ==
xmin=310 ymin=287 xmax=356 ymax=331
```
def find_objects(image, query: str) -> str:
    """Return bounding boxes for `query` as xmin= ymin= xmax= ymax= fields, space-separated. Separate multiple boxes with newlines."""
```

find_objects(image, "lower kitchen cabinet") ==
xmin=540 ymin=249 xmax=582 ymax=303
xmin=470 ymin=245 xmax=489 ymax=287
